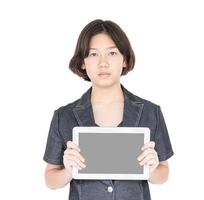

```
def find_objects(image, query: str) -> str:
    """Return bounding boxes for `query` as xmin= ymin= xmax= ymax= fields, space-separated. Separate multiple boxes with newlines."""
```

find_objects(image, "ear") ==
xmin=123 ymin=61 xmax=127 ymax=68
xmin=81 ymin=64 xmax=86 ymax=70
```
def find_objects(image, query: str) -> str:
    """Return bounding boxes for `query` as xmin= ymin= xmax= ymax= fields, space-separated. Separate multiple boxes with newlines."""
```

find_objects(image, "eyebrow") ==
xmin=89 ymin=46 xmax=118 ymax=50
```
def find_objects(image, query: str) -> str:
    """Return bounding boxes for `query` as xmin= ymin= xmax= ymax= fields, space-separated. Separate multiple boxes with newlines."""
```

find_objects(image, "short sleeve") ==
xmin=43 ymin=110 xmax=65 ymax=165
xmin=154 ymin=106 xmax=174 ymax=161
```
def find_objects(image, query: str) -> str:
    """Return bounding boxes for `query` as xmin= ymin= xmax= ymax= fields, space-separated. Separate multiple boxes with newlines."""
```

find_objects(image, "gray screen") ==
xmin=78 ymin=133 xmax=144 ymax=174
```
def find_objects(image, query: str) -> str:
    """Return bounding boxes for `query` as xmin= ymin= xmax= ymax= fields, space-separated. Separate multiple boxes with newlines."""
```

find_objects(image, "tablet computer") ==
xmin=72 ymin=127 xmax=150 ymax=180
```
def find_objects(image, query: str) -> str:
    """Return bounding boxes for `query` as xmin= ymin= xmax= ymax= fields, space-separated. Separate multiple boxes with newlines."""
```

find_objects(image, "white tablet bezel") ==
xmin=72 ymin=127 xmax=150 ymax=180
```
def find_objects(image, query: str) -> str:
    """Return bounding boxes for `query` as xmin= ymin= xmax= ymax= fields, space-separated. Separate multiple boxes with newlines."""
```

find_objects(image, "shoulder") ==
xmin=50 ymin=87 xmax=91 ymax=123
xmin=54 ymin=98 xmax=81 ymax=116
xmin=122 ymin=86 xmax=162 ymax=123
xmin=49 ymin=98 xmax=82 ymax=127
xmin=123 ymin=86 xmax=160 ymax=110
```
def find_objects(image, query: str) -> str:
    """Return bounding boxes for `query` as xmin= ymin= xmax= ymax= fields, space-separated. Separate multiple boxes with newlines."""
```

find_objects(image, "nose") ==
xmin=99 ymin=54 xmax=109 ymax=68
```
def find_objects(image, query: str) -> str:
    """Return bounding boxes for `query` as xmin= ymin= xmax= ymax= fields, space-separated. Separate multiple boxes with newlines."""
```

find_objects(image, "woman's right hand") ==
xmin=63 ymin=141 xmax=86 ymax=181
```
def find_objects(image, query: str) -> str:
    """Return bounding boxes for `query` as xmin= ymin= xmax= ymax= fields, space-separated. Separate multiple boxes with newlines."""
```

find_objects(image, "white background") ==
xmin=0 ymin=0 xmax=204 ymax=199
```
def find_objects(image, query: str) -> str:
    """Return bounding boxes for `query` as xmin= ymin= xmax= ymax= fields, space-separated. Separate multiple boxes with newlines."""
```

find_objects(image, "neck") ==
xmin=91 ymin=83 xmax=124 ymax=104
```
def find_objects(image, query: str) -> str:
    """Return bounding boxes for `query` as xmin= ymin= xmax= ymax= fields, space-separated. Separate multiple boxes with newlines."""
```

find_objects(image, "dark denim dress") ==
xmin=43 ymin=84 xmax=174 ymax=200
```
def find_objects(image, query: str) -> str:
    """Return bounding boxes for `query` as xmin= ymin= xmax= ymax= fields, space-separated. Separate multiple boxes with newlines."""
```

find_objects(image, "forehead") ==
xmin=89 ymin=33 xmax=116 ymax=49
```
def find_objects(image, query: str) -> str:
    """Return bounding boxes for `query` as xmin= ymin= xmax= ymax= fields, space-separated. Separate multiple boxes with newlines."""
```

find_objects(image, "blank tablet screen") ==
xmin=78 ymin=133 xmax=144 ymax=174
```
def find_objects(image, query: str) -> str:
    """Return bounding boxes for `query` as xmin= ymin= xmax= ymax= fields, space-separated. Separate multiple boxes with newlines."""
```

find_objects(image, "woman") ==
xmin=43 ymin=19 xmax=174 ymax=200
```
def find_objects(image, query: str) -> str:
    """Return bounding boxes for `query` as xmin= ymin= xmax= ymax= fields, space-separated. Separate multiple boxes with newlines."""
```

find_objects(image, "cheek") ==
xmin=109 ymin=56 xmax=124 ymax=65
xmin=109 ymin=58 xmax=124 ymax=71
xmin=84 ymin=58 xmax=99 ymax=67
xmin=84 ymin=66 xmax=97 ymax=79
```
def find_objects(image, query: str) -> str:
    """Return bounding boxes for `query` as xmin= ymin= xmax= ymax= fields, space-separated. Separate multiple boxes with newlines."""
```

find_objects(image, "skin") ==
xmin=45 ymin=33 xmax=169 ymax=189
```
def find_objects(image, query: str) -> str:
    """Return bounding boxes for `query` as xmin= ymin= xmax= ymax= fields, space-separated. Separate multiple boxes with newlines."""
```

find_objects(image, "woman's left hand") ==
xmin=137 ymin=141 xmax=159 ymax=173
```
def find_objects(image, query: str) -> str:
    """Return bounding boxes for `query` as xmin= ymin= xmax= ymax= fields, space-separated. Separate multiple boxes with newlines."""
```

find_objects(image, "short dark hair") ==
xmin=69 ymin=19 xmax=135 ymax=81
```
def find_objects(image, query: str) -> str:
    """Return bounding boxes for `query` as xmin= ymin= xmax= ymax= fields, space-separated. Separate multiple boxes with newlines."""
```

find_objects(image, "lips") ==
xmin=98 ymin=72 xmax=111 ymax=76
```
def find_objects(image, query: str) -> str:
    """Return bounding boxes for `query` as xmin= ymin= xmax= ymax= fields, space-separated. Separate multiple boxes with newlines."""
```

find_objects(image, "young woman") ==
xmin=43 ymin=19 xmax=174 ymax=200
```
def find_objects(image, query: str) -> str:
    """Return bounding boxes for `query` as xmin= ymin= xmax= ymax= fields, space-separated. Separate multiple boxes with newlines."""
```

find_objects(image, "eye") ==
xmin=88 ymin=52 xmax=98 ymax=57
xmin=108 ymin=51 xmax=118 ymax=56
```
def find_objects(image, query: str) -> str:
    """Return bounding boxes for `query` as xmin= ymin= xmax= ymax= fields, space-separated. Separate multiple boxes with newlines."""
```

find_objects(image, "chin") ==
xmin=92 ymin=80 xmax=120 ymax=89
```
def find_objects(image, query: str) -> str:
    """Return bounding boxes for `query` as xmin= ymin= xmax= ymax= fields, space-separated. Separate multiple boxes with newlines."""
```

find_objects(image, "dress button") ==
xmin=107 ymin=186 xmax=113 ymax=193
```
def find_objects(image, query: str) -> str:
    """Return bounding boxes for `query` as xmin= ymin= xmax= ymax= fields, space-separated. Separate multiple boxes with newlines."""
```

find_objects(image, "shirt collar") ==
xmin=73 ymin=84 xmax=144 ymax=127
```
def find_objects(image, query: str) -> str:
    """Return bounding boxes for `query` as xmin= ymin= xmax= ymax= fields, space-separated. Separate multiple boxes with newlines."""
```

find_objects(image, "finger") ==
xmin=139 ymin=153 xmax=155 ymax=166
xmin=66 ymin=159 xmax=83 ymax=170
xmin=146 ymin=159 xmax=156 ymax=166
xmin=64 ymin=155 xmax=86 ymax=169
xmin=67 ymin=141 xmax=80 ymax=151
xmin=141 ymin=141 xmax=155 ymax=151
xmin=69 ymin=155 xmax=86 ymax=168
xmin=67 ymin=141 xmax=80 ymax=152
xmin=137 ymin=148 xmax=155 ymax=161
xmin=66 ymin=149 xmax=85 ymax=162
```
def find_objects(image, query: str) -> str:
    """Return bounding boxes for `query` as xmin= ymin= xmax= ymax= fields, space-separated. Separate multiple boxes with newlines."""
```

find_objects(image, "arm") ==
xmin=44 ymin=164 xmax=71 ymax=190
xmin=44 ymin=141 xmax=86 ymax=190
xmin=148 ymin=160 xmax=169 ymax=184
xmin=137 ymin=141 xmax=170 ymax=184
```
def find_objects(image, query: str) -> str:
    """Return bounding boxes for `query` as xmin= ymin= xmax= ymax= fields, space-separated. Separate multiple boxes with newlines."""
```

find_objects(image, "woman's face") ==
xmin=83 ymin=33 xmax=126 ymax=88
